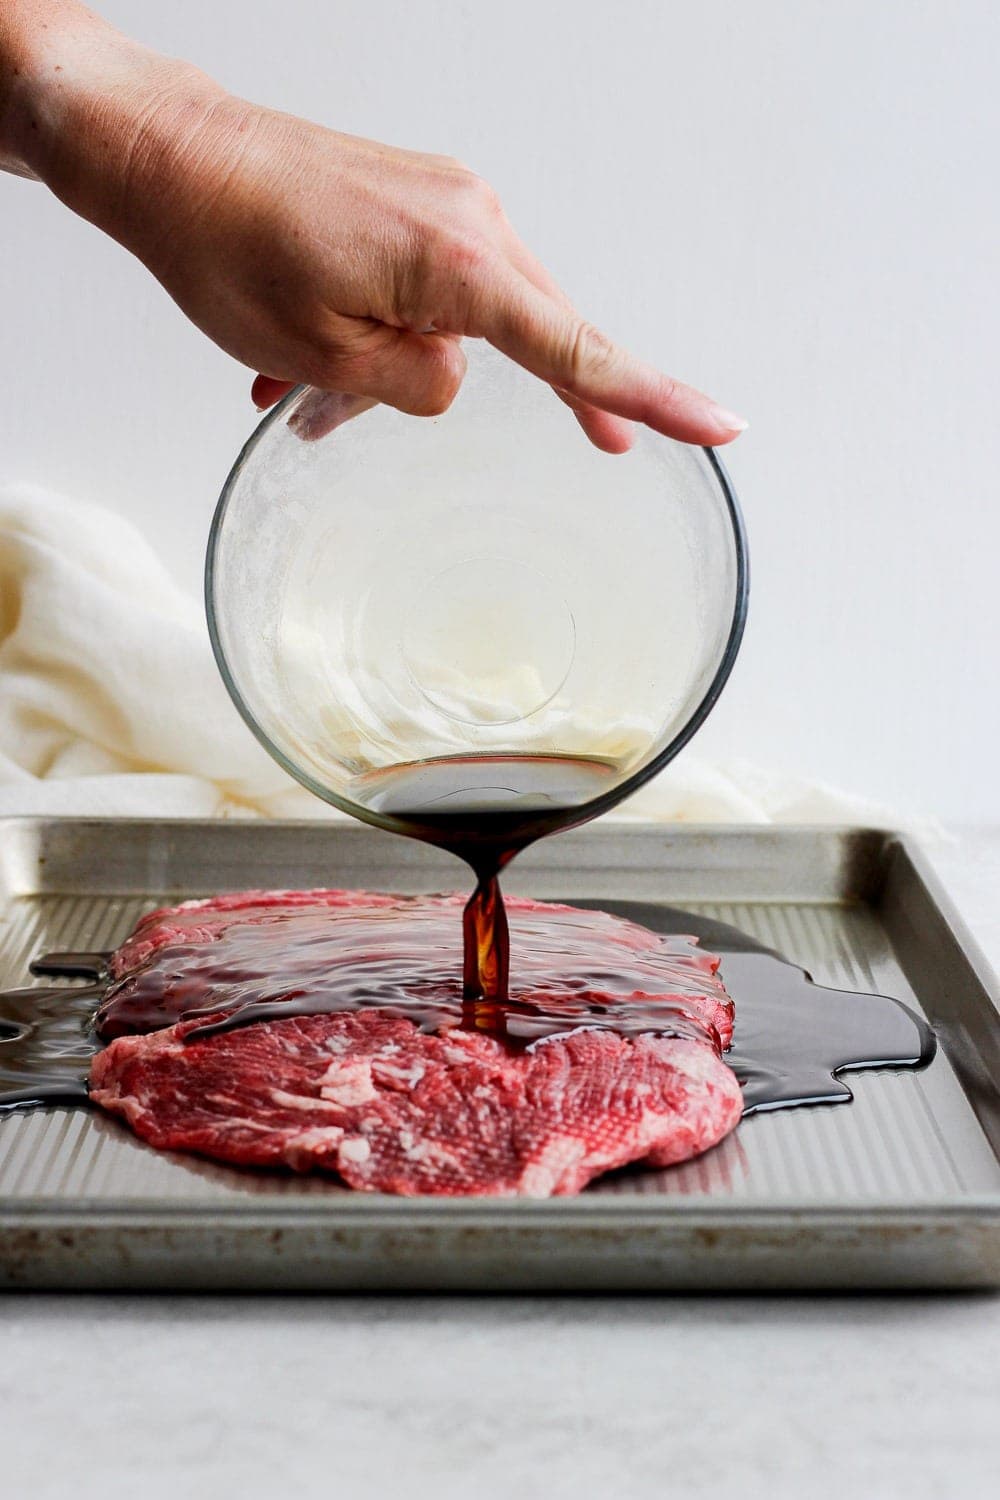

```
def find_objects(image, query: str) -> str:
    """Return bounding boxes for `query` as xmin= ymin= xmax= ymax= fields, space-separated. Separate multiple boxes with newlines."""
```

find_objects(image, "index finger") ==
xmin=479 ymin=271 xmax=747 ymax=447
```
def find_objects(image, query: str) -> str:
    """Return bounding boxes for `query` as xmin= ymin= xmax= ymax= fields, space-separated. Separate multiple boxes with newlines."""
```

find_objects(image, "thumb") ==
xmin=252 ymin=326 xmax=467 ymax=419
xmin=310 ymin=322 xmax=468 ymax=417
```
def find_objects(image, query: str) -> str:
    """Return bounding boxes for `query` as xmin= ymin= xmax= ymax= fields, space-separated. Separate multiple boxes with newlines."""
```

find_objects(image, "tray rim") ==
xmin=0 ymin=813 xmax=899 ymax=891
xmin=3 ymin=1195 xmax=1000 ymax=1222
xmin=888 ymin=830 xmax=1000 ymax=1000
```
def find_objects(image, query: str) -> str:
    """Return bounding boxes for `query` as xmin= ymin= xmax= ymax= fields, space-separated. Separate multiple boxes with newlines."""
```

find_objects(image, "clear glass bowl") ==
xmin=206 ymin=344 xmax=748 ymax=844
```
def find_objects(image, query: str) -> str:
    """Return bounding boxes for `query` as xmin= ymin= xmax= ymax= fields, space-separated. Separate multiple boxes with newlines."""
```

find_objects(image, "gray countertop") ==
xmin=3 ymin=829 xmax=999 ymax=1500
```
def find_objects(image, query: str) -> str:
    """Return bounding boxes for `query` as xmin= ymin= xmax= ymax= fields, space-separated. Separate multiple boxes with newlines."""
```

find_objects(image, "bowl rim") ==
xmin=205 ymin=385 xmax=750 ymax=840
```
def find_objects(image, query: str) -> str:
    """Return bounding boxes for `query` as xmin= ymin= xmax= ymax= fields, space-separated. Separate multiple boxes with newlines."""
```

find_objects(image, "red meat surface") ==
xmin=89 ymin=889 xmax=743 ymax=1197
xmin=89 ymin=1009 xmax=742 ymax=1197
xmin=100 ymin=888 xmax=734 ymax=1047
xmin=107 ymin=888 xmax=400 ymax=979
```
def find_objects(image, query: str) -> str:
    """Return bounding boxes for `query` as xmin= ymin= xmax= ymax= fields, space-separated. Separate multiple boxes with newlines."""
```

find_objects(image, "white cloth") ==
xmin=0 ymin=483 xmax=922 ymax=830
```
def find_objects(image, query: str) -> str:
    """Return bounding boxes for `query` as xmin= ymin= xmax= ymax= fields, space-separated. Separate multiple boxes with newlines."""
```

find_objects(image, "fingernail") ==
xmin=707 ymin=403 xmax=749 ymax=433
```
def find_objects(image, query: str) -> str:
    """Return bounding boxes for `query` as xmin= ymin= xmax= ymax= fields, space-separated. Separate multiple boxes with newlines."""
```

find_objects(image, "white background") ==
xmin=2 ymin=0 xmax=997 ymax=819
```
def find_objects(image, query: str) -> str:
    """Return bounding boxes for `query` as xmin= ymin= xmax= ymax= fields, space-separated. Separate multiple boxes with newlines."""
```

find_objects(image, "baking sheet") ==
xmin=1 ymin=818 xmax=998 ymax=1290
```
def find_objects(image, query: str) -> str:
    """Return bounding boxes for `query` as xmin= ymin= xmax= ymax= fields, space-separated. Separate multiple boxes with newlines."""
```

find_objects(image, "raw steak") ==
xmin=99 ymin=889 xmax=735 ymax=1047
xmin=107 ymin=889 xmax=402 ymax=980
xmin=89 ymin=889 xmax=743 ymax=1197
xmin=89 ymin=1009 xmax=742 ymax=1197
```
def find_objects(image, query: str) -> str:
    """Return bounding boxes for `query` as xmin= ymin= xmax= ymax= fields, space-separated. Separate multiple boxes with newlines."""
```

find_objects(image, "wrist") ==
xmin=1 ymin=2 xmax=118 ymax=178
xmin=1 ymin=2 xmax=226 ymax=242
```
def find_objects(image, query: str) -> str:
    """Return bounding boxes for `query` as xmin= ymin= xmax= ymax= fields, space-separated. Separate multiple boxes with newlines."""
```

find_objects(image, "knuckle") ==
xmin=656 ymin=372 xmax=679 ymax=408
xmin=439 ymin=229 xmax=492 ymax=280
xmin=443 ymin=161 xmax=503 ymax=215
xmin=469 ymin=174 xmax=503 ymax=217
xmin=569 ymin=320 xmax=618 ymax=383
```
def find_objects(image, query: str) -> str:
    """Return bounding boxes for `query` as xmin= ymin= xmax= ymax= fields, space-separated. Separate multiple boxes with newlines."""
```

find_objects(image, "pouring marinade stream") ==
xmin=353 ymin=752 xmax=626 ymax=1014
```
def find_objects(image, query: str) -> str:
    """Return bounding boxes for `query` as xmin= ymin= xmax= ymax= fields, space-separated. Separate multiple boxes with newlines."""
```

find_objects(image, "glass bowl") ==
xmin=206 ymin=344 xmax=748 ymax=848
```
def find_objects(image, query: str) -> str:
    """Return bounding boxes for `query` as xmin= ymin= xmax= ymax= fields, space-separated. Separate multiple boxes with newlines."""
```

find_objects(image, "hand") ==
xmin=234 ymin=124 xmax=748 ymax=453
xmin=4 ymin=7 xmax=747 ymax=452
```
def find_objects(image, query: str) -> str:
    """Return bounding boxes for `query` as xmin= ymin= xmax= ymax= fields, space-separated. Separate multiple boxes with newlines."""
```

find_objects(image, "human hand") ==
xmin=233 ymin=123 xmax=748 ymax=453
xmin=5 ymin=7 xmax=747 ymax=452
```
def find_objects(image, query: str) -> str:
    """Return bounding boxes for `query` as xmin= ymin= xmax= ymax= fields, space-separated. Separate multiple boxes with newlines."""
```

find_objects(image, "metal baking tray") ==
xmin=1 ymin=817 xmax=998 ymax=1291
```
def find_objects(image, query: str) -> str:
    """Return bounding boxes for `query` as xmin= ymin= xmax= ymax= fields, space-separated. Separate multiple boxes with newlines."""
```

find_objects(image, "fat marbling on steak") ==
xmin=89 ymin=889 xmax=743 ymax=1197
